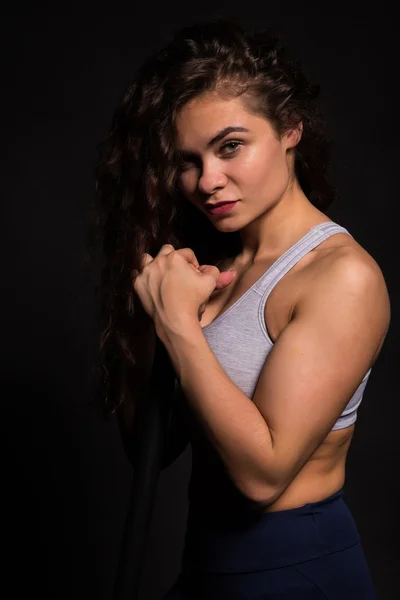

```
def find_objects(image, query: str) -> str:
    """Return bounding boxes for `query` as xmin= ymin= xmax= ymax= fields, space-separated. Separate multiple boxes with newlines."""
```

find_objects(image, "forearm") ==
xmin=159 ymin=322 xmax=277 ymax=504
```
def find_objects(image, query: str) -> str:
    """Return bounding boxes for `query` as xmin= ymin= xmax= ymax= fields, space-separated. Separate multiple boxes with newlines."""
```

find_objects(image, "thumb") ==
xmin=216 ymin=269 xmax=236 ymax=289
xmin=198 ymin=265 xmax=236 ymax=290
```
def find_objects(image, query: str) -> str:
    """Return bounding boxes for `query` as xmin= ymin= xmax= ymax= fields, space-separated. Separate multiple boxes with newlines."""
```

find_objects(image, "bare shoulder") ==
xmin=299 ymin=233 xmax=391 ymax=350
xmin=311 ymin=232 xmax=389 ymax=293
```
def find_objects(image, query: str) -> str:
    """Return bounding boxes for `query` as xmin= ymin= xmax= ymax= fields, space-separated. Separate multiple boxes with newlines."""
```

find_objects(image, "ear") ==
xmin=285 ymin=122 xmax=303 ymax=149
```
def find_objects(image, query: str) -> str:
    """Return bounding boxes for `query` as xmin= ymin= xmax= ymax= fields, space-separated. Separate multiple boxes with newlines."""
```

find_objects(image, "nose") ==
xmin=197 ymin=161 xmax=228 ymax=195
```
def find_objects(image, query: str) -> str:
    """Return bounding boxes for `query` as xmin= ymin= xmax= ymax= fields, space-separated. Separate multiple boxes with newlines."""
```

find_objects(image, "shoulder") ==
xmin=298 ymin=237 xmax=391 ymax=334
xmin=312 ymin=234 xmax=387 ymax=291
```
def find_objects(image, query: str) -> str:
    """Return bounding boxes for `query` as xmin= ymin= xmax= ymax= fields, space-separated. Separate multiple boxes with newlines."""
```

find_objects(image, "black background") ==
xmin=1 ymin=2 xmax=398 ymax=599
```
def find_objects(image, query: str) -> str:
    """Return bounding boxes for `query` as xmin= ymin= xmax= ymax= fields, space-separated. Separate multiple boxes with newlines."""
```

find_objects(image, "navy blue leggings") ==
xmin=163 ymin=490 xmax=376 ymax=599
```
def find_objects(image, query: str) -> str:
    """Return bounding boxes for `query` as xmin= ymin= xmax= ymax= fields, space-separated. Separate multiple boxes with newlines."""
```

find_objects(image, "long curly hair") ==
xmin=85 ymin=16 xmax=337 ymax=420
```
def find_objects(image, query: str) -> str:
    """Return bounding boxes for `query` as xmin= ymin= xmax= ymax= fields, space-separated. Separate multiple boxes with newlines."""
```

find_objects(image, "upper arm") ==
xmin=253 ymin=252 xmax=391 ymax=494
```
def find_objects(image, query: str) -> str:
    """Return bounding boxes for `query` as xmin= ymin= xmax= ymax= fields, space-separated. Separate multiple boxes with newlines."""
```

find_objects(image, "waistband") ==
xmin=182 ymin=489 xmax=361 ymax=574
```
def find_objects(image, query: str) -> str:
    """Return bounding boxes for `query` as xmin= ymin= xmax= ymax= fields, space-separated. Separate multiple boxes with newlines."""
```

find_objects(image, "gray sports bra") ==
xmin=177 ymin=221 xmax=372 ymax=431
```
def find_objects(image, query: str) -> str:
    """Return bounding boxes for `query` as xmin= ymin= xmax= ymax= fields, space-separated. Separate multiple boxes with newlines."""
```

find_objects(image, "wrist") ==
xmin=155 ymin=319 xmax=204 ymax=378
xmin=155 ymin=315 xmax=201 ymax=344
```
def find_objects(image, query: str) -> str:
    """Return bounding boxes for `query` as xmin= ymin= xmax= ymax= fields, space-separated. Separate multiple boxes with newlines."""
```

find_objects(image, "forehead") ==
xmin=175 ymin=93 xmax=256 ymax=147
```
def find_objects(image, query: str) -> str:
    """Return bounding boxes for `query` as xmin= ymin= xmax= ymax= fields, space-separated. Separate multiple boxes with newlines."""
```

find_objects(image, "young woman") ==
xmin=90 ymin=17 xmax=390 ymax=599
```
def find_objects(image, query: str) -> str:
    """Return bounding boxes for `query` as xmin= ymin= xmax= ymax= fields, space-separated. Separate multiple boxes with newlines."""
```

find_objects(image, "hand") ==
xmin=196 ymin=262 xmax=235 ymax=321
xmin=132 ymin=244 xmax=236 ymax=337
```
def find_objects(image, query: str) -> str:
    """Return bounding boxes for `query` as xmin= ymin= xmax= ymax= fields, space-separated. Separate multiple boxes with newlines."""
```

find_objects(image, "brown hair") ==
xmin=85 ymin=16 xmax=336 ymax=419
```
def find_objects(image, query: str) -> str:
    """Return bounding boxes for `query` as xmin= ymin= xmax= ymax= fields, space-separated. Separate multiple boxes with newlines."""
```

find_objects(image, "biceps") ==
xmin=252 ymin=297 xmax=384 ymax=484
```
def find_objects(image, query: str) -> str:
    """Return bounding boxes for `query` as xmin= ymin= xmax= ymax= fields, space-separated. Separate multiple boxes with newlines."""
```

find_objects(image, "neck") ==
xmin=238 ymin=180 xmax=329 ymax=265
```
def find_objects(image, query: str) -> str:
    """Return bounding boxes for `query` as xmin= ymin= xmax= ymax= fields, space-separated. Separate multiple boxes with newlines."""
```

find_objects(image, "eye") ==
xmin=177 ymin=140 xmax=242 ymax=173
xmin=220 ymin=140 xmax=242 ymax=155
xmin=177 ymin=159 xmax=197 ymax=174
xmin=177 ymin=162 xmax=191 ymax=173
xmin=177 ymin=153 xmax=201 ymax=173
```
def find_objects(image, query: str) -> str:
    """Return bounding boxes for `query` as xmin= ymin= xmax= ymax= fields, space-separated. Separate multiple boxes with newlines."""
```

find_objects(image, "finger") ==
xmin=157 ymin=244 xmax=176 ymax=256
xmin=196 ymin=264 xmax=220 ymax=282
xmin=131 ymin=253 xmax=153 ymax=284
xmin=198 ymin=264 xmax=236 ymax=289
xmin=136 ymin=253 xmax=153 ymax=277
xmin=141 ymin=253 xmax=154 ymax=268
xmin=215 ymin=269 xmax=236 ymax=289
xmin=174 ymin=247 xmax=200 ymax=270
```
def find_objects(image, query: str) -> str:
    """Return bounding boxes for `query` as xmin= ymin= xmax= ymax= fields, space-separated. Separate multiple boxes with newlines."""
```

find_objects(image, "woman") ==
xmin=90 ymin=17 xmax=390 ymax=599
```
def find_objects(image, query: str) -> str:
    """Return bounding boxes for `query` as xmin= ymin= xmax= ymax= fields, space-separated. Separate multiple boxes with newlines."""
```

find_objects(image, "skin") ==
xmin=133 ymin=91 xmax=390 ymax=511
xmin=176 ymin=91 xmax=317 ymax=265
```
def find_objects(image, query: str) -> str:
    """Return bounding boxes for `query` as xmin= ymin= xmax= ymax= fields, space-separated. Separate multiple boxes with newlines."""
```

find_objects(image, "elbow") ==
xmin=240 ymin=466 xmax=289 ymax=510
xmin=240 ymin=481 xmax=283 ymax=511
xmin=247 ymin=487 xmax=282 ymax=511
xmin=230 ymin=462 xmax=286 ymax=511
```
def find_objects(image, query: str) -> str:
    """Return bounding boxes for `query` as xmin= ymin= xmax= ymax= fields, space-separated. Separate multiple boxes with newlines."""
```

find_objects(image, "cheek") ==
xmin=243 ymin=141 xmax=279 ymax=171
xmin=245 ymin=146 xmax=288 ymax=195
xmin=240 ymin=146 xmax=273 ymax=182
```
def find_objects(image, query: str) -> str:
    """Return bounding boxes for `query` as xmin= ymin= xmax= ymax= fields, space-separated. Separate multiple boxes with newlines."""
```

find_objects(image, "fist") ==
xmin=132 ymin=245 xmax=236 ymax=335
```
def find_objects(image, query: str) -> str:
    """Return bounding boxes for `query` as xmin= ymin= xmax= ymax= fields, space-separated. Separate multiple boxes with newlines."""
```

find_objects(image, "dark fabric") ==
xmin=163 ymin=490 xmax=376 ymax=599
xmin=113 ymin=336 xmax=175 ymax=600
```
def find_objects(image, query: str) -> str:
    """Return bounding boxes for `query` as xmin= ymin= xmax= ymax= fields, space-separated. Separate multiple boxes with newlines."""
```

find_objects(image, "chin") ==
xmin=212 ymin=220 xmax=243 ymax=233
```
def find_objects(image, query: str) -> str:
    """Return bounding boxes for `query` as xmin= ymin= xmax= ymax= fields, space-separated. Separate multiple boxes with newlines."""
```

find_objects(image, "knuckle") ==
xmin=210 ymin=265 xmax=220 ymax=276
xmin=175 ymin=247 xmax=188 ymax=258
xmin=131 ymin=271 xmax=141 ymax=286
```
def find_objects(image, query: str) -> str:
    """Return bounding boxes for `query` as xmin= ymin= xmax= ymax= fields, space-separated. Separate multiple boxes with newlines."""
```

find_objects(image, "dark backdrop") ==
xmin=1 ymin=3 xmax=397 ymax=599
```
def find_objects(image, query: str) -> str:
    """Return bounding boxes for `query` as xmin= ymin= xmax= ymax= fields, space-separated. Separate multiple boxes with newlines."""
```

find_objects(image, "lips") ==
xmin=206 ymin=201 xmax=239 ymax=216
xmin=205 ymin=201 xmax=238 ymax=209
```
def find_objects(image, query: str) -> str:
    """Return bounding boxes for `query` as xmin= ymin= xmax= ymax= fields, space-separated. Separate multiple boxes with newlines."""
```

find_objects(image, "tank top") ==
xmin=175 ymin=220 xmax=372 ymax=432
xmin=174 ymin=220 xmax=374 ymax=524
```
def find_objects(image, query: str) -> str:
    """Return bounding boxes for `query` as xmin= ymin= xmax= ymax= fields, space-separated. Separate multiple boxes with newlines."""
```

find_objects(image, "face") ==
xmin=175 ymin=92 xmax=301 ymax=233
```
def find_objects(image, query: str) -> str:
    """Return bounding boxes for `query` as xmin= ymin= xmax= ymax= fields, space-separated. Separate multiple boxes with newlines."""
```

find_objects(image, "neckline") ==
xmin=202 ymin=221 xmax=336 ymax=331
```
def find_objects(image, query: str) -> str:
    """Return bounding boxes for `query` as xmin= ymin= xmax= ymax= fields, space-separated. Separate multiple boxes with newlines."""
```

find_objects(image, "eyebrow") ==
xmin=178 ymin=126 xmax=250 ymax=158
